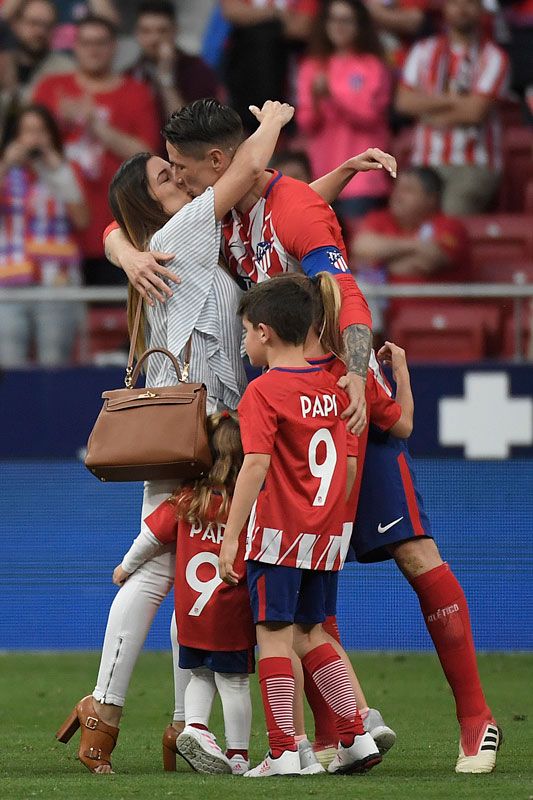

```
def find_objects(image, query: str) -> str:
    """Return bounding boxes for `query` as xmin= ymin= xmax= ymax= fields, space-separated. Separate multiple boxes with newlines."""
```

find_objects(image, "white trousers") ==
xmin=93 ymin=479 xmax=191 ymax=719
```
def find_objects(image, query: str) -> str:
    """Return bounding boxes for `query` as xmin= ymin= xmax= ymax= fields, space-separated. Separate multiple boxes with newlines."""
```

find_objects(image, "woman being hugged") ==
xmin=55 ymin=100 xmax=293 ymax=775
xmin=297 ymin=0 xmax=392 ymax=221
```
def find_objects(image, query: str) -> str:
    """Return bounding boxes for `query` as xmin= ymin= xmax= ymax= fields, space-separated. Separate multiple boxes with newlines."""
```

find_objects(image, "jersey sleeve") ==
xmin=401 ymin=40 xmax=425 ymax=89
xmin=238 ymin=379 xmax=279 ymax=455
xmin=103 ymin=220 xmax=120 ymax=246
xmin=368 ymin=374 xmax=403 ymax=431
xmin=346 ymin=430 xmax=359 ymax=457
xmin=473 ymin=45 xmax=510 ymax=99
xmin=144 ymin=499 xmax=179 ymax=544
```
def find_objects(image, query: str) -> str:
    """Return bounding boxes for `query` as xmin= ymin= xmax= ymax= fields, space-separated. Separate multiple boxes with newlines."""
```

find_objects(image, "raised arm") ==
xmin=310 ymin=149 xmax=397 ymax=205
xmin=377 ymin=342 xmax=414 ymax=438
xmin=212 ymin=100 xmax=294 ymax=221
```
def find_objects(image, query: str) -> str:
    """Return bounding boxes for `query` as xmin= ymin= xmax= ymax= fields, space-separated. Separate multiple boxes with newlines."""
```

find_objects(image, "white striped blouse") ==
xmin=144 ymin=187 xmax=247 ymax=411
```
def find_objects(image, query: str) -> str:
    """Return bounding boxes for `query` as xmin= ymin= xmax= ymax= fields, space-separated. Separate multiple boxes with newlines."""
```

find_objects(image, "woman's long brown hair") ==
xmin=172 ymin=412 xmax=243 ymax=524
xmin=309 ymin=0 xmax=384 ymax=60
xmin=108 ymin=153 xmax=170 ymax=360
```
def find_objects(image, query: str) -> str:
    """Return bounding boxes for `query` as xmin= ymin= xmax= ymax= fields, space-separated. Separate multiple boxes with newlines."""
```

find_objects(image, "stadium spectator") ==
xmin=32 ymin=14 xmax=160 ymax=285
xmin=0 ymin=104 xmax=88 ymax=367
xmin=128 ymin=1 xmax=221 ymax=133
xmin=353 ymin=166 xmax=470 ymax=329
xmin=395 ymin=0 xmax=510 ymax=215
xmin=297 ymin=0 xmax=393 ymax=220
xmin=0 ymin=0 xmax=73 ymax=102
xmin=220 ymin=0 xmax=319 ymax=133
xmin=270 ymin=148 xmax=312 ymax=182
xmin=365 ymin=0 xmax=430 ymax=70
xmin=1 ymin=0 xmax=119 ymax=52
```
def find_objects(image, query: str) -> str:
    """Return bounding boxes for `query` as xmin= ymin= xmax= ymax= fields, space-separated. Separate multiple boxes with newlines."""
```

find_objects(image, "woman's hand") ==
xmin=248 ymin=100 xmax=295 ymax=128
xmin=112 ymin=564 xmax=131 ymax=586
xmin=345 ymin=148 xmax=397 ymax=179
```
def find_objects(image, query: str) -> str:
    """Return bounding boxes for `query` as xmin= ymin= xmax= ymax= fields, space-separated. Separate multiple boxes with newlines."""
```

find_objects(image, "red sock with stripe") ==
xmin=411 ymin=563 xmax=492 ymax=747
xmin=302 ymin=643 xmax=364 ymax=746
xmin=323 ymin=615 xmax=342 ymax=644
xmin=303 ymin=664 xmax=338 ymax=747
xmin=258 ymin=657 xmax=297 ymax=758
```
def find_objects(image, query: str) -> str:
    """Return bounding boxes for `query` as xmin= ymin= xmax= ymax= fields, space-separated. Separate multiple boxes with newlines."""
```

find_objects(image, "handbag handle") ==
xmin=130 ymin=347 xmax=183 ymax=386
xmin=125 ymin=291 xmax=192 ymax=388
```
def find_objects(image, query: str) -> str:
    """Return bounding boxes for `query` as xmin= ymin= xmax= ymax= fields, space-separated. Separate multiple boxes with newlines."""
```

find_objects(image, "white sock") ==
xmin=214 ymin=672 xmax=252 ymax=751
xmin=170 ymin=612 xmax=191 ymax=721
xmin=185 ymin=668 xmax=217 ymax=727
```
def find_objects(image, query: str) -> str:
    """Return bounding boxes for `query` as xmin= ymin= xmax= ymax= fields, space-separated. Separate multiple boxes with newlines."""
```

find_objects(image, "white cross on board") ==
xmin=439 ymin=372 xmax=533 ymax=459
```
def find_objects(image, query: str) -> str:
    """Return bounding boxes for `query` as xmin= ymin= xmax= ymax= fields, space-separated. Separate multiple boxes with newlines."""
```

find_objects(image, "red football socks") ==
xmin=226 ymin=748 xmax=249 ymax=760
xmin=258 ymin=657 xmax=297 ymax=758
xmin=302 ymin=643 xmax=364 ymax=746
xmin=410 ymin=563 xmax=491 ymax=727
xmin=303 ymin=662 xmax=338 ymax=746
xmin=323 ymin=615 xmax=342 ymax=644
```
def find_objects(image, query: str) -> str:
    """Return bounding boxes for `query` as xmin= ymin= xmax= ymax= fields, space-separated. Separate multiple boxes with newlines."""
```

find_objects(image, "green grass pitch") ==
xmin=1 ymin=652 xmax=531 ymax=800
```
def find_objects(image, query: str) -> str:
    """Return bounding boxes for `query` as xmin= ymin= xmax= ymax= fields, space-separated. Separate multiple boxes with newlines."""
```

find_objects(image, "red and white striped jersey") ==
xmin=221 ymin=170 xmax=350 ymax=289
xmin=402 ymin=36 xmax=510 ymax=170
xmin=239 ymin=366 xmax=356 ymax=571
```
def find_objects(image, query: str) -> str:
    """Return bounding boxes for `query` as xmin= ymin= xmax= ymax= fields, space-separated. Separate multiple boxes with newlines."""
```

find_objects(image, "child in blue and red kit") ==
xmin=116 ymin=412 xmax=255 ymax=776
xmin=219 ymin=277 xmax=382 ymax=778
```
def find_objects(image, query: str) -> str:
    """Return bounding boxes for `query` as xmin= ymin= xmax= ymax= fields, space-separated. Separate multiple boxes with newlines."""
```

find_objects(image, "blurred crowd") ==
xmin=0 ymin=0 xmax=531 ymax=366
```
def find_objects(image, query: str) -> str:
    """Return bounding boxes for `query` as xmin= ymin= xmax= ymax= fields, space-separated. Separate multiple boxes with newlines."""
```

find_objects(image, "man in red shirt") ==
xmin=353 ymin=166 xmax=470 ymax=327
xmin=32 ymin=15 xmax=160 ymax=285
xmin=395 ymin=0 xmax=510 ymax=214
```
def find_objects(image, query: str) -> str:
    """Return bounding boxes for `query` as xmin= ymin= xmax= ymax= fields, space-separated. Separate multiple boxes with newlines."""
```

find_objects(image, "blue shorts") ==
xmin=324 ymin=571 xmax=339 ymax=617
xmin=353 ymin=431 xmax=432 ymax=563
xmin=247 ymin=561 xmax=329 ymax=625
xmin=179 ymin=645 xmax=255 ymax=674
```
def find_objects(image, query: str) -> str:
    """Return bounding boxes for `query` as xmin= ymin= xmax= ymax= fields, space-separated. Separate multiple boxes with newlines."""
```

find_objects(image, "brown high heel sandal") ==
xmin=56 ymin=695 xmax=119 ymax=773
xmin=162 ymin=723 xmax=187 ymax=771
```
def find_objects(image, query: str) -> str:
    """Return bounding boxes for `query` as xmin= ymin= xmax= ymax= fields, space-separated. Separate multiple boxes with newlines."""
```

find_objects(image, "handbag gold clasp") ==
xmin=136 ymin=390 xmax=157 ymax=399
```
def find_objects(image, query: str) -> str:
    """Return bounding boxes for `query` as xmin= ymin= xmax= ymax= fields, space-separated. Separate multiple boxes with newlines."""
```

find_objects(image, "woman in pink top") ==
xmin=297 ymin=0 xmax=393 ymax=220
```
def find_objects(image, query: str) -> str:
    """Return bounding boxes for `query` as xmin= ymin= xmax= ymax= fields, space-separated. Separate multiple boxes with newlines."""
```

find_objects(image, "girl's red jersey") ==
xmin=144 ymin=495 xmax=255 ymax=652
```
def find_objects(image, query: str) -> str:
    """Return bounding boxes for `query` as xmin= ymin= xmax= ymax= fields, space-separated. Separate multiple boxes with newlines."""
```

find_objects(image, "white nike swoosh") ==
xmin=377 ymin=517 xmax=404 ymax=534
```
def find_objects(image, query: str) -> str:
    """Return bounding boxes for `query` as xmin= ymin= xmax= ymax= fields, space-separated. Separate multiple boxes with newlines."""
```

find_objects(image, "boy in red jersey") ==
xmin=219 ymin=278 xmax=381 ymax=777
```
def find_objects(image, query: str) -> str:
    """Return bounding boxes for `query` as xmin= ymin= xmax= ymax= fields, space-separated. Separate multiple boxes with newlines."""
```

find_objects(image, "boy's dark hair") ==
xmin=163 ymin=98 xmax=244 ymax=158
xmin=270 ymin=149 xmax=312 ymax=181
xmin=137 ymin=1 xmax=175 ymax=22
xmin=76 ymin=14 xmax=118 ymax=38
xmin=404 ymin=166 xmax=443 ymax=199
xmin=238 ymin=279 xmax=313 ymax=346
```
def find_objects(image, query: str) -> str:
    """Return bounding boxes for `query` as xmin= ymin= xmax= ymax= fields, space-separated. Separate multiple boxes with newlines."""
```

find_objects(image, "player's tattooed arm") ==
xmin=338 ymin=323 xmax=372 ymax=435
xmin=343 ymin=323 xmax=372 ymax=378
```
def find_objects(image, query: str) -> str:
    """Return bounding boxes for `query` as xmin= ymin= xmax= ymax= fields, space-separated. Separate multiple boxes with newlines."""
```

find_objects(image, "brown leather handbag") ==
xmin=85 ymin=294 xmax=212 ymax=482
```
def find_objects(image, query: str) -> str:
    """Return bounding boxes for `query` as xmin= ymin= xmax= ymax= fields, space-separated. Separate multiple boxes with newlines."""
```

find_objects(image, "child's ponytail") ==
xmin=313 ymin=272 xmax=345 ymax=362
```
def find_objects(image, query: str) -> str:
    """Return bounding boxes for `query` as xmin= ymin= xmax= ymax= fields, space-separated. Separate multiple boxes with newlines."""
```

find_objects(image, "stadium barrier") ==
xmin=1 ymin=282 xmax=532 ymax=360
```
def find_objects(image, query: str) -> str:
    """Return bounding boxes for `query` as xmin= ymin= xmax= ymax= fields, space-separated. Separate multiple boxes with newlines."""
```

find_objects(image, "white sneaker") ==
xmin=228 ymin=754 xmax=250 ymax=775
xmin=244 ymin=749 xmax=301 ymax=777
xmin=327 ymin=732 xmax=382 ymax=775
xmin=364 ymin=708 xmax=397 ymax=754
xmin=455 ymin=721 xmax=501 ymax=774
xmin=176 ymin=726 xmax=232 ymax=775
xmin=298 ymin=738 xmax=325 ymax=775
